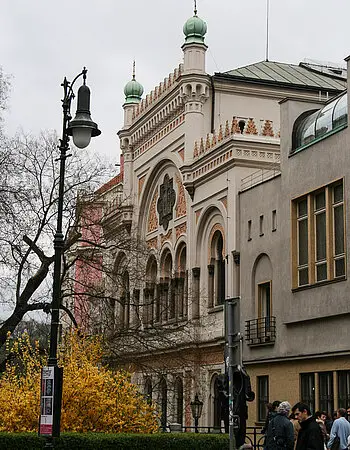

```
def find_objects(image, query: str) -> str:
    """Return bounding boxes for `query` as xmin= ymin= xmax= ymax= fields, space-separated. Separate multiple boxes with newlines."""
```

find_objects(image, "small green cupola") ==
xmin=124 ymin=62 xmax=143 ymax=104
xmin=183 ymin=3 xmax=207 ymax=44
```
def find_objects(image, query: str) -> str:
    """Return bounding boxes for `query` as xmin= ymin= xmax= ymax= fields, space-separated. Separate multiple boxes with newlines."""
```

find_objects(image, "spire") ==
xmin=194 ymin=0 xmax=197 ymax=16
xmin=132 ymin=60 xmax=136 ymax=80
xmin=123 ymin=61 xmax=143 ymax=104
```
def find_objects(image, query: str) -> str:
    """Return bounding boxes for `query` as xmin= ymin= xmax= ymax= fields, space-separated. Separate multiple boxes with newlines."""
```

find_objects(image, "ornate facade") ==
xmin=72 ymin=7 xmax=347 ymax=431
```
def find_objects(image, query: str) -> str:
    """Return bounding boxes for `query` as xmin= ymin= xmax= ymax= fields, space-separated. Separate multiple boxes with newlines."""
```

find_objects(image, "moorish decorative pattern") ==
xmin=160 ymin=229 xmax=172 ymax=247
xmin=146 ymin=237 xmax=158 ymax=250
xmin=175 ymin=222 xmax=187 ymax=241
xmin=175 ymin=175 xmax=187 ymax=218
xmin=147 ymin=190 xmax=159 ymax=233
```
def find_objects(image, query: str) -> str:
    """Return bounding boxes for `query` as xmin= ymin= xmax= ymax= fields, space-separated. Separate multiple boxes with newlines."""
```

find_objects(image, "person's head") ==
xmin=277 ymin=401 xmax=292 ymax=416
xmin=314 ymin=411 xmax=322 ymax=420
xmin=266 ymin=402 xmax=273 ymax=412
xmin=346 ymin=407 xmax=350 ymax=417
xmin=337 ymin=408 xmax=347 ymax=418
xmin=293 ymin=402 xmax=312 ymax=422
xmin=272 ymin=400 xmax=281 ymax=411
xmin=321 ymin=412 xmax=328 ymax=422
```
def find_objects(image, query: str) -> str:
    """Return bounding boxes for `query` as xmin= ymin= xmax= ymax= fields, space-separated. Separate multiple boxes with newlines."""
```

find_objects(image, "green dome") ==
xmin=124 ymin=77 xmax=144 ymax=104
xmin=183 ymin=14 xmax=207 ymax=44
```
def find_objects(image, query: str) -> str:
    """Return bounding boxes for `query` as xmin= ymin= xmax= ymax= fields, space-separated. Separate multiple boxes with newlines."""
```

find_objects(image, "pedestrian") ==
xmin=327 ymin=408 xmax=350 ymax=450
xmin=265 ymin=401 xmax=294 ymax=450
xmin=263 ymin=400 xmax=281 ymax=449
xmin=315 ymin=410 xmax=328 ymax=444
xmin=346 ymin=408 xmax=350 ymax=423
xmin=289 ymin=407 xmax=301 ymax=449
xmin=293 ymin=402 xmax=324 ymax=450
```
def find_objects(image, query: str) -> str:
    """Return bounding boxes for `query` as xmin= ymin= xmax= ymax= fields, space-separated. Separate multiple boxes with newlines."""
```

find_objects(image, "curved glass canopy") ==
xmin=292 ymin=92 xmax=348 ymax=152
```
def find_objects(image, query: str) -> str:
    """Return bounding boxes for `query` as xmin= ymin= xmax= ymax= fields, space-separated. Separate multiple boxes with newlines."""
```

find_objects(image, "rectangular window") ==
xmin=338 ymin=371 xmax=350 ymax=409
xmin=248 ymin=220 xmax=252 ymax=241
xmin=272 ymin=210 xmax=277 ymax=231
xmin=319 ymin=372 xmax=334 ymax=414
xmin=300 ymin=373 xmax=315 ymax=414
xmin=260 ymin=215 xmax=264 ymax=236
xmin=293 ymin=180 xmax=346 ymax=288
xmin=257 ymin=376 xmax=269 ymax=422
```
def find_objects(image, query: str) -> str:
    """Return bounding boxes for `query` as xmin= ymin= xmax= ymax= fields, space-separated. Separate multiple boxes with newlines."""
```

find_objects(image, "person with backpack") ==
xmin=265 ymin=401 xmax=294 ymax=450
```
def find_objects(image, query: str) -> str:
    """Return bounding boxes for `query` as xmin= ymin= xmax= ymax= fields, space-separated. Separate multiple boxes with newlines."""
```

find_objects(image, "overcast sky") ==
xmin=1 ymin=0 xmax=350 ymax=165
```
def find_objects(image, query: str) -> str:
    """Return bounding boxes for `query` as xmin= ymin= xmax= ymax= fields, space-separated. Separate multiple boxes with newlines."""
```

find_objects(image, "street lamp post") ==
xmin=190 ymin=393 xmax=203 ymax=433
xmin=39 ymin=68 xmax=101 ymax=449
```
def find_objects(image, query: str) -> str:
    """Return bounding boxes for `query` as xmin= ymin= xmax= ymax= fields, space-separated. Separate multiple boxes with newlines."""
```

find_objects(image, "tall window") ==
xmin=257 ymin=376 xmax=269 ymax=421
xmin=212 ymin=375 xmax=221 ymax=428
xmin=338 ymin=371 xmax=350 ymax=409
xmin=319 ymin=372 xmax=334 ymax=413
xmin=144 ymin=377 xmax=152 ymax=405
xmin=293 ymin=180 xmax=345 ymax=288
xmin=258 ymin=281 xmax=271 ymax=335
xmin=160 ymin=378 xmax=167 ymax=431
xmin=174 ymin=377 xmax=183 ymax=425
xmin=300 ymin=373 xmax=315 ymax=413
xmin=208 ymin=230 xmax=225 ymax=307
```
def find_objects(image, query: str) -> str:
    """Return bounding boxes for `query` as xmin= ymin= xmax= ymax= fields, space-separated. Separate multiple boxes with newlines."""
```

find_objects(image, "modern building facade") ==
xmin=240 ymin=61 xmax=350 ymax=424
xmin=71 ymin=7 xmax=348 ymax=430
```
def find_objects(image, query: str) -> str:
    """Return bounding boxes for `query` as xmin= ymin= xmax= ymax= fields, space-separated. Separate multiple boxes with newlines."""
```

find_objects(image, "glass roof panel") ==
xmin=333 ymin=94 xmax=347 ymax=129
xmin=299 ymin=111 xmax=318 ymax=147
xmin=315 ymin=98 xmax=338 ymax=138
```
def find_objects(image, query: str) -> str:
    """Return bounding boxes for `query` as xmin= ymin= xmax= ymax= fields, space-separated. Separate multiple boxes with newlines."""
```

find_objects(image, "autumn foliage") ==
xmin=0 ymin=331 xmax=158 ymax=433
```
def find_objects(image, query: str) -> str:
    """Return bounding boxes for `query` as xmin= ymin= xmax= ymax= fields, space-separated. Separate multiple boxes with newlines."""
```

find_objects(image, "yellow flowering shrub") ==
xmin=0 ymin=331 xmax=158 ymax=433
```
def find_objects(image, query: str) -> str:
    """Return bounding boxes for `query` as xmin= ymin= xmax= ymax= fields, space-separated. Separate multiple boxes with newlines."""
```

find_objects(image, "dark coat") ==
xmin=296 ymin=416 xmax=324 ymax=450
xmin=265 ymin=413 xmax=294 ymax=450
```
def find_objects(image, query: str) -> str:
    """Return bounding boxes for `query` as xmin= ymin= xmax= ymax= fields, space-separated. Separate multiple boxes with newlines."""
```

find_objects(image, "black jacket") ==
xmin=265 ymin=413 xmax=294 ymax=450
xmin=296 ymin=416 xmax=324 ymax=450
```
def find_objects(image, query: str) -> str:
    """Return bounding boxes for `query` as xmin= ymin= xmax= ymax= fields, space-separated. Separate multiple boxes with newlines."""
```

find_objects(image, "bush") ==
xmin=0 ymin=432 xmax=230 ymax=449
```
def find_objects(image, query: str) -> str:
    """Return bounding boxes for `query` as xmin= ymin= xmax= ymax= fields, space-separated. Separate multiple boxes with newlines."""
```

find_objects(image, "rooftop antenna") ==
xmin=194 ymin=0 xmax=197 ymax=16
xmin=132 ymin=60 xmax=136 ymax=80
xmin=265 ymin=0 xmax=270 ymax=61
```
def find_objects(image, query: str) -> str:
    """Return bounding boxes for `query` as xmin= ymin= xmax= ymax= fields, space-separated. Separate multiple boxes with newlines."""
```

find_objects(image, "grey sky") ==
xmin=1 ymin=0 xmax=349 ymax=164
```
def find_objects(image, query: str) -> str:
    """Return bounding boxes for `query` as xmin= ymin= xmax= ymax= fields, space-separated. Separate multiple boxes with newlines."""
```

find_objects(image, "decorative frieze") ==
xmin=132 ymin=64 xmax=184 ymax=122
xmin=193 ymin=116 xmax=280 ymax=158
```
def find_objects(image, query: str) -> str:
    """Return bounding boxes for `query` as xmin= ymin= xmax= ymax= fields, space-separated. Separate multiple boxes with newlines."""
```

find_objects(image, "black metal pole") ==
xmin=194 ymin=417 xmax=199 ymax=433
xmin=44 ymin=69 xmax=87 ymax=449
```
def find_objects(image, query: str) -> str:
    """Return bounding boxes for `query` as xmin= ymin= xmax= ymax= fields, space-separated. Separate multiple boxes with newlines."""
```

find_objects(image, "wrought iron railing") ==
xmin=245 ymin=316 xmax=276 ymax=345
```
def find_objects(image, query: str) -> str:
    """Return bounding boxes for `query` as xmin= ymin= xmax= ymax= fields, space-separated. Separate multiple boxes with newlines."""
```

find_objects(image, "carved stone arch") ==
xmin=146 ymin=254 xmax=158 ymax=283
xmin=175 ymin=240 xmax=187 ymax=274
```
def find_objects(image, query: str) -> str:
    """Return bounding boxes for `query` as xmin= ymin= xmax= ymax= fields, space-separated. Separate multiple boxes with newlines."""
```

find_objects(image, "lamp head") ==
xmin=68 ymin=83 xmax=101 ymax=148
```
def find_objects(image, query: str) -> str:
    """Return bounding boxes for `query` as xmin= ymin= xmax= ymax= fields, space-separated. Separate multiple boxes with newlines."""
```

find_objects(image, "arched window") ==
xmin=121 ymin=271 xmax=130 ymax=329
xmin=176 ymin=246 xmax=188 ymax=319
xmin=174 ymin=377 xmax=184 ymax=425
xmin=160 ymin=377 xmax=168 ymax=431
xmin=144 ymin=377 xmax=152 ymax=405
xmin=208 ymin=230 xmax=225 ymax=307
xmin=160 ymin=251 xmax=173 ymax=322
xmin=144 ymin=256 xmax=157 ymax=325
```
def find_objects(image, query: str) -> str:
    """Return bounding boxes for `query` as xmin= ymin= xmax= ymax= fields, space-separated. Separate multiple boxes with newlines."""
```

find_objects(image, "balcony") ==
xmin=245 ymin=316 xmax=276 ymax=346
